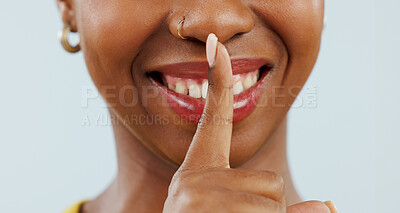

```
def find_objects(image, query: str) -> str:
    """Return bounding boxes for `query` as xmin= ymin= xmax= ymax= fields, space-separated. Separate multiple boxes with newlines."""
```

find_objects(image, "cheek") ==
xmin=75 ymin=0 xmax=171 ymax=109
xmin=284 ymin=0 xmax=324 ymax=93
xmin=254 ymin=0 xmax=324 ymax=63
xmin=252 ymin=0 xmax=324 ymax=102
xmin=76 ymin=0 xmax=170 ymax=83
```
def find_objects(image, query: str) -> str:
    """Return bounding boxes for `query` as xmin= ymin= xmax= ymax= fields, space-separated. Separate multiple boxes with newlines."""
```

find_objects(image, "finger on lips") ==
xmin=173 ymin=33 xmax=336 ymax=213
xmin=180 ymin=33 xmax=234 ymax=170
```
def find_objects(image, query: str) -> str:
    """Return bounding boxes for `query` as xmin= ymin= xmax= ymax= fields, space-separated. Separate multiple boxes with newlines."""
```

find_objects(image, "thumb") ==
xmin=287 ymin=201 xmax=337 ymax=213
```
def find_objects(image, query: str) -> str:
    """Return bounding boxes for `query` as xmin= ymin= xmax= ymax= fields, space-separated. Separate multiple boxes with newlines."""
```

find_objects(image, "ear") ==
xmin=56 ymin=0 xmax=78 ymax=32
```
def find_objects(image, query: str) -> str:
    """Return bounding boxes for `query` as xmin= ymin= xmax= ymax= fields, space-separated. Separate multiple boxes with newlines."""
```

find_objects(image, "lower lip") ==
xmin=150 ymin=71 xmax=269 ymax=124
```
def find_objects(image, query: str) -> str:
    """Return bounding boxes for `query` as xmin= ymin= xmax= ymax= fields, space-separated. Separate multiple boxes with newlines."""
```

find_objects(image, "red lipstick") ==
xmin=149 ymin=58 xmax=271 ymax=123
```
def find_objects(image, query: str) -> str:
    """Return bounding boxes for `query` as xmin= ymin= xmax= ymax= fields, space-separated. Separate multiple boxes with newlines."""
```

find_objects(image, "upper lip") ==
xmin=148 ymin=58 xmax=270 ymax=78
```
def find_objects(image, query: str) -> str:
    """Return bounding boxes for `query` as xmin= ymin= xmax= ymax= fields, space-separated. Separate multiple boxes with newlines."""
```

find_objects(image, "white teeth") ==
xmin=175 ymin=82 xmax=188 ymax=95
xmin=233 ymin=81 xmax=244 ymax=95
xmin=168 ymin=83 xmax=175 ymax=91
xmin=243 ymin=75 xmax=253 ymax=90
xmin=201 ymin=80 xmax=208 ymax=99
xmin=188 ymin=84 xmax=201 ymax=98
xmin=165 ymin=71 xmax=259 ymax=98
xmin=252 ymin=75 xmax=257 ymax=85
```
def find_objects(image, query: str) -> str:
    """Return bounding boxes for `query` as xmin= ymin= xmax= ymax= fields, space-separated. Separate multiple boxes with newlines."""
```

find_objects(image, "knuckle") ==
xmin=171 ymin=171 xmax=213 ymax=191
xmin=260 ymin=171 xmax=285 ymax=197
xmin=168 ymin=174 xmax=202 ymax=203
xmin=168 ymin=187 xmax=202 ymax=211
xmin=267 ymin=171 xmax=285 ymax=186
xmin=170 ymin=171 xmax=194 ymax=189
xmin=272 ymin=172 xmax=285 ymax=195
xmin=180 ymin=187 xmax=200 ymax=203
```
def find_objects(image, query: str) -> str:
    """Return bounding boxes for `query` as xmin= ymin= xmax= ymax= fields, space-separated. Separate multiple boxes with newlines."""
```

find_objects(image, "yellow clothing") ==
xmin=64 ymin=201 xmax=88 ymax=213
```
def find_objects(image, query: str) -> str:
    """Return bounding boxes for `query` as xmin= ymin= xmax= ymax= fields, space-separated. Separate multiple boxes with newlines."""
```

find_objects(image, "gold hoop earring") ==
xmin=177 ymin=18 xmax=188 ymax=40
xmin=60 ymin=24 xmax=81 ymax=53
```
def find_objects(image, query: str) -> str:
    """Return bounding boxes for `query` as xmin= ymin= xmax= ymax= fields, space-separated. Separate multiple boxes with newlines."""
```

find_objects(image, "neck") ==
xmin=83 ymin=115 xmax=299 ymax=213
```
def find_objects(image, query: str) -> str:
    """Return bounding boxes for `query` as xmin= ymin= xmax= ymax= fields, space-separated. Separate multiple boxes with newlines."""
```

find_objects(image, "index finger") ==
xmin=180 ymin=33 xmax=234 ymax=170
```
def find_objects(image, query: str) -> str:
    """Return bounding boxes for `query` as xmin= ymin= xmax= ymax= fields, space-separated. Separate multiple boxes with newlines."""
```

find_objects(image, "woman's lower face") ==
xmin=73 ymin=0 xmax=324 ymax=167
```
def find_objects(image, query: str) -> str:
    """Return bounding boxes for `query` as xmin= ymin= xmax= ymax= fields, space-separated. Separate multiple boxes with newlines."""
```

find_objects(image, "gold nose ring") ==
xmin=177 ymin=18 xmax=188 ymax=40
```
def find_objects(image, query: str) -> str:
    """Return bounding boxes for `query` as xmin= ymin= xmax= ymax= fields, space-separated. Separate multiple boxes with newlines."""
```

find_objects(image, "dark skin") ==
xmin=57 ymin=0 xmax=337 ymax=212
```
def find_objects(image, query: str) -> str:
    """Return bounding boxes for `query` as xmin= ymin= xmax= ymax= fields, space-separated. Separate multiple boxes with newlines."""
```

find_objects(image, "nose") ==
xmin=168 ymin=0 xmax=255 ymax=43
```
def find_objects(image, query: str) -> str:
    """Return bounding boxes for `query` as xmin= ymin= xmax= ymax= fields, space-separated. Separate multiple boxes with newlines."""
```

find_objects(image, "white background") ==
xmin=0 ymin=0 xmax=399 ymax=212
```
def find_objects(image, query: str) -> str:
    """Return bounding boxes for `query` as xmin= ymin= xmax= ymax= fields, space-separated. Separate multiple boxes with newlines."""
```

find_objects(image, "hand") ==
xmin=163 ymin=34 xmax=337 ymax=213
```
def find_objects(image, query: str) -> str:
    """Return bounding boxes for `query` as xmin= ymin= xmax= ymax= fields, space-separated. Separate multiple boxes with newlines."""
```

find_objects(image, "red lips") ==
xmin=149 ymin=58 xmax=270 ymax=124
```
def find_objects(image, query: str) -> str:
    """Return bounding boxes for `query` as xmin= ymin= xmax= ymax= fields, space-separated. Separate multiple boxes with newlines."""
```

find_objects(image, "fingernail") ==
xmin=324 ymin=201 xmax=338 ymax=213
xmin=206 ymin=33 xmax=218 ymax=68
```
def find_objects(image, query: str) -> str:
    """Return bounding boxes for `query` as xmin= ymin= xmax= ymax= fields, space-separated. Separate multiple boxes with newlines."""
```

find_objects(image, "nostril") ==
xmin=234 ymin=32 xmax=245 ymax=37
xmin=232 ymin=32 xmax=246 ymax=39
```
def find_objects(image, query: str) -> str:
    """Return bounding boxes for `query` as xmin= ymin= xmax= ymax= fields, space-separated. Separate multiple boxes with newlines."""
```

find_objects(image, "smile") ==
xmin=148 ymin=58 xmax=272 ymax=123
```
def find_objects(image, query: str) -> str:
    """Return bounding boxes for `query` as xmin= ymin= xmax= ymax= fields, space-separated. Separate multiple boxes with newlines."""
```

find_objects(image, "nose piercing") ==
xmin=177 ymin=18 xmax=188 ymax=40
